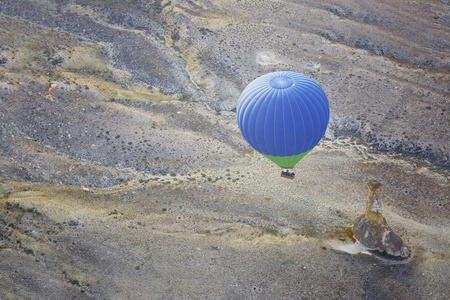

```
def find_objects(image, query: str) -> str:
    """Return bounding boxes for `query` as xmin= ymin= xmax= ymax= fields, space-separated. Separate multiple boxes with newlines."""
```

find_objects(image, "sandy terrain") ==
xmin=0 ymin=0 xmax=448 ymax=299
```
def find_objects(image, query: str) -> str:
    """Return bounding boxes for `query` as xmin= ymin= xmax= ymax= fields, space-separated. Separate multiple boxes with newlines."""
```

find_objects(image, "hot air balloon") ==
xmin=236 ymin=71 xmax=330 ymax=179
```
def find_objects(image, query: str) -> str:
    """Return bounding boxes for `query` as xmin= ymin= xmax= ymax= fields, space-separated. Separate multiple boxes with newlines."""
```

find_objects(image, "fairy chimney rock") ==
xmin=365 ymin=181 xmax=384 ymax=224
xmin=353 ymin=182 xmax=409 ymax=257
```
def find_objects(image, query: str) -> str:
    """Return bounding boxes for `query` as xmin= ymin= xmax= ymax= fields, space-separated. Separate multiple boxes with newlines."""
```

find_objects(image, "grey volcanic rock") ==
xmin=353 ymin=182 xmax=409 ymax=257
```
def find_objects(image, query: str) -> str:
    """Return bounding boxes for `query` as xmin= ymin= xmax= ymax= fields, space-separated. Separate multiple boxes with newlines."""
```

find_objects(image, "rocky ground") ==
xmin=0 ymin=0 xmax=448 ymax=299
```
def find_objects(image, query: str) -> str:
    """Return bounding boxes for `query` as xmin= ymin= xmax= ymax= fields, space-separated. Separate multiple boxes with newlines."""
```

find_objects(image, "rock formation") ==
xmin=353 ymin=181 xmax=409 ymax=257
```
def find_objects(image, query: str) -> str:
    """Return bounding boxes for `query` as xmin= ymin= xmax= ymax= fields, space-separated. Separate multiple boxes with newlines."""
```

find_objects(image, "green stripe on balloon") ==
xmin=261 ymin=149 xmax=312 ymax=168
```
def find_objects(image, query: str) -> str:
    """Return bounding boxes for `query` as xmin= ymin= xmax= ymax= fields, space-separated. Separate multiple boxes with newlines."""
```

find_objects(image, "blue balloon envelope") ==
xmin=236 ymin=71 xmax=329 ymax=168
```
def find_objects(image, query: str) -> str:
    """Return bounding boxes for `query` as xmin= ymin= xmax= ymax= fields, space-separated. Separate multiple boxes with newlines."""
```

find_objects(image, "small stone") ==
xmin=68 ymin=220 xmax=79 ymax=227
xmin=48 ymin=83 xmax=57 ymax=94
